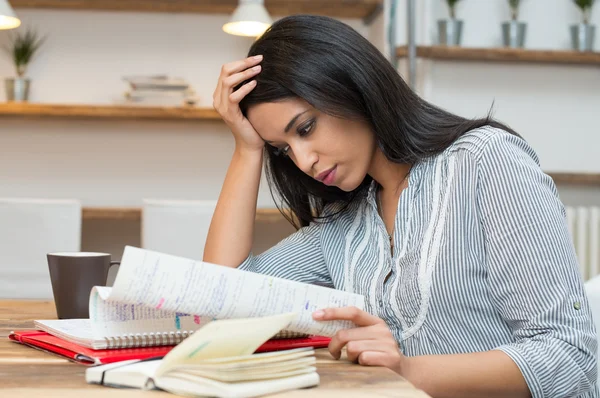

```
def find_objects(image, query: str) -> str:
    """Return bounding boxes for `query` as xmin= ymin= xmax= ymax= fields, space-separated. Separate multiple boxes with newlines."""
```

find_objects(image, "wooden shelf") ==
xmin=0 ymin=103 xmax=221 ymax=121
xmin=83 ymin=207 xmax=287 ymax=223
xmin=11 ymin=0 xmax=383 ymax=20
xmin=396 ymin=45 xmax=600 ymax=66
xmin=547 ymin=173 xmax=600 ymax=186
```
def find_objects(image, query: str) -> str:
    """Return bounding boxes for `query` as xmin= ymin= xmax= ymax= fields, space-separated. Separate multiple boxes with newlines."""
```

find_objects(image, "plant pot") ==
xmin=438 ymin=19 xmax=463 ymax=46
xmin=570 ymin=23 xmax=596 ymax=52
xmin=502 ymin=21 xmax=527 ymax=48
xmin=5 ymin=78 xmax=30 ymax=102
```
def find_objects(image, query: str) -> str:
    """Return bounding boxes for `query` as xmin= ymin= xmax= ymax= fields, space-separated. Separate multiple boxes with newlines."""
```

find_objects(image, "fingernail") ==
xmin=253 ymin=55 xmax=263 ymax=60
xmin=253 ymin=65 xmax=261 ymax=71
xmin=313 ymin=310 xmax=325 ymax=319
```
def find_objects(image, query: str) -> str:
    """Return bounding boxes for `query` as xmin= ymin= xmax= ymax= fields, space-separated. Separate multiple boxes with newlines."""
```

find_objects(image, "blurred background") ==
xmin=0 ymin=0 xmax=598 ymax=293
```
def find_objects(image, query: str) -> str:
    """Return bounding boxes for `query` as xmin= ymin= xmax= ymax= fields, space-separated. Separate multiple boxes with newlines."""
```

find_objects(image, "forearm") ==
xmin=401 ymin=350 xmax=530 ymax=398
xmin=203 ymin=146 xmax=263 ymax=267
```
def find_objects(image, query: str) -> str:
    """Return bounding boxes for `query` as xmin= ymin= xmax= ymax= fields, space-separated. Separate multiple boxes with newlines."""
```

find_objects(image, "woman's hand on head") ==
xmin=213 ymin=56 xmax=265 ymax=153
xmin=313 ymin=307 xmax=405 ymax=375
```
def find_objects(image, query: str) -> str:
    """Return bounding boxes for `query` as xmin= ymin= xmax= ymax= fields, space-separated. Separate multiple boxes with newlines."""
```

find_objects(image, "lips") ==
xmin=316 ymin=166 xmax=336 ymax=184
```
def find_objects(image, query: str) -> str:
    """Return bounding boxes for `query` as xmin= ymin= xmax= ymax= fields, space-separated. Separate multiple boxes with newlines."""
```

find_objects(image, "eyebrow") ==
xmin=264 ymin=110 xmax=309 ymax=145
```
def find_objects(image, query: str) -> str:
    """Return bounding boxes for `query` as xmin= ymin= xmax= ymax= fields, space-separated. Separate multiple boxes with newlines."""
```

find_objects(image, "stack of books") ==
xmin=122 ymin=75 xmax=198 ymax=106
xmin=85 ymin=314 xmax=322 ymax=398
xmin=8 ymin=246 xmax=367 ymax=397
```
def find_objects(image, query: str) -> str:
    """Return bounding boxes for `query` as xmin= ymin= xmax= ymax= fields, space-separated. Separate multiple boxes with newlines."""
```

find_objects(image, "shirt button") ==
xmin=574 ymin=302 xmax=581 ymax=310
xmin=378 ymin=299 xmax=383 ymax=307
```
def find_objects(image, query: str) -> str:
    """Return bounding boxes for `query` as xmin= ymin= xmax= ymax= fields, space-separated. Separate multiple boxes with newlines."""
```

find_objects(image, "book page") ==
xmin=89 ymin=286 xmax=212 ymax=339
xmin=155 ymin=313 xmax=297 ymax=377
xmin=93 ymin=246 xmax=364 ymax=337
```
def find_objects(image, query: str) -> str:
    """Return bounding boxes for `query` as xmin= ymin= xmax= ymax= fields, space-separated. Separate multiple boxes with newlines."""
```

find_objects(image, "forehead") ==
xmin=246 ymin=98 xmax=312 ymax=141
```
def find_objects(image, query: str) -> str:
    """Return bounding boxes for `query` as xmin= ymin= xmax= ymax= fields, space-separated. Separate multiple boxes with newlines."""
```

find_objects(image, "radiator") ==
xmin=566 ymin=206 xmax=600 ymax=281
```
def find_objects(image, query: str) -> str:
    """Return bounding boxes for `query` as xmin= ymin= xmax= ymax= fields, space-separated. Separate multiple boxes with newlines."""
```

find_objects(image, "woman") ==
xmin=204 ymin=15 xmax=597 ymax=398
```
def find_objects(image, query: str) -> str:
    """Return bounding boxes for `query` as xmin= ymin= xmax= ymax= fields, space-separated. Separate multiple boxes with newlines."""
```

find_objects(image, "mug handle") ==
xmin=106 ymin=261 xmax=121 ymax=284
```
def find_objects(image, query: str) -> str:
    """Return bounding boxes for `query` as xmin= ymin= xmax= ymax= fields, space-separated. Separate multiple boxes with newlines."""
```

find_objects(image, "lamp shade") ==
xmin=0 ymin=0 xmax=20 ymax=30
xmin=223 ymin=0 xmax=272 ymax=37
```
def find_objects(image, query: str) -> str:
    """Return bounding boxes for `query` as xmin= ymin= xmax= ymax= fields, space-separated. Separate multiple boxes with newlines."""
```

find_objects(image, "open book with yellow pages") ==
xmin=86 ymin=312 xmax=320 ymax=398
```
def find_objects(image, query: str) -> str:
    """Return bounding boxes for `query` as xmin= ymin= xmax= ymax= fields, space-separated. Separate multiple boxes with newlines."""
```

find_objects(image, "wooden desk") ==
xmin=0 ymin=300 xmax=430 ymax=397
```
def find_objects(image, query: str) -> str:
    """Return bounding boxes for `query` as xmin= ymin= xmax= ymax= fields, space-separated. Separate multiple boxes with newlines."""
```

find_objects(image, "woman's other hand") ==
xmin=213 ymin=55 xmax=264 ymax=152
xmin=313 ymin=306 xmax=405 ymax=375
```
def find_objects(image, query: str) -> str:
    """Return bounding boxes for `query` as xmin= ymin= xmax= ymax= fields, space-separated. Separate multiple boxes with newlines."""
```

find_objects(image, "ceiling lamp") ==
xmin=0 ymin=0 xmax=20 ymax=30
xmin=223 ymin=0 xmax=272 ymax=38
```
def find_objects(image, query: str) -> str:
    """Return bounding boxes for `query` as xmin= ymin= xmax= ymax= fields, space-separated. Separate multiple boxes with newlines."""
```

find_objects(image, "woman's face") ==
xmin=247 ymin=98 xmax=376 ymax=192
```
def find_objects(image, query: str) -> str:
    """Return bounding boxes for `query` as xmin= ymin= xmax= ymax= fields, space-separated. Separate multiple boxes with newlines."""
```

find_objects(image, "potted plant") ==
xmin=3 ymin=27 xmax=46 ymax=102
xmin=438 ymin=0 xmax=463 ymax=46
xmin=571 ymin=0 xmax=596 ymax=51
xmin=502 ymin=0 xmax=527 ymax=48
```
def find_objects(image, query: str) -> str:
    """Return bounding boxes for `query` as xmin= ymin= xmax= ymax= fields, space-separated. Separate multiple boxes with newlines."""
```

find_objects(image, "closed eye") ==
xmin=271 ymin=117 xmax=315 ymax=157
xmin=297 ymin=118 xmax=315 ymax=137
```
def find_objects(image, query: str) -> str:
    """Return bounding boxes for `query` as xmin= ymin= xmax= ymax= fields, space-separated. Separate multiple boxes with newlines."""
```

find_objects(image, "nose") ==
xmin=290 ymin=141 xmax=318 ymax=177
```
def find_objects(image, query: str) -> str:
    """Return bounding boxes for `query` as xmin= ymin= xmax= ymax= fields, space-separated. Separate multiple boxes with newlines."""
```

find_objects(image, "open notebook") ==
xmin=33 ymin=319 xmax=311 ymax=350
xmin=33 ymin=246 xmax=365 ymax=350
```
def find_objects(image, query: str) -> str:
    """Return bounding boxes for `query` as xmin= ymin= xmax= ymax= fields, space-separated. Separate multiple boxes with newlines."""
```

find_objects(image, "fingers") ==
xmin=313 ymin=306 xmax=385 ymax=327
xmin=345 ymin=339 xmax=398 ymax=363
xmin=223 ymin=64 xmax=261 ymax=91
xmin=328 ymin=323 xmax=392 ymax=360
xmin=229 ymin=80 xmax=257 ymax=104
xmin=357 ymin=351 xmax=401 ymax=368
xmin=220 ymin=55 xmax=263 ymax=78
xmin=213 ymin=55 xmax=262 ymax=110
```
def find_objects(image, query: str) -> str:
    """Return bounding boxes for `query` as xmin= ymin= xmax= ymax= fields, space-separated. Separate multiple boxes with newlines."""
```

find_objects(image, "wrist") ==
xmin=397 ymin=355 xmax=425 ymax=391
xmin=396 ymin=354 xmax=412 ymax=377
xmin=235 ymin=144 xmax=264 ymax=159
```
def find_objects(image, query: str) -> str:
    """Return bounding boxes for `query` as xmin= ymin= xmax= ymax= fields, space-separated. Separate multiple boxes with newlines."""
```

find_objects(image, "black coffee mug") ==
xmin=47 ymin=252 xmax=120 ymax=319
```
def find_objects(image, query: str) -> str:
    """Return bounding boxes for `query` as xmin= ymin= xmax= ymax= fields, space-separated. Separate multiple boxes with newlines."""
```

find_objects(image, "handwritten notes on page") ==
xmin=89 ymin=286 xmax=211 ymax=339
xmin=94 ymin=246 xmax=365 ymax=337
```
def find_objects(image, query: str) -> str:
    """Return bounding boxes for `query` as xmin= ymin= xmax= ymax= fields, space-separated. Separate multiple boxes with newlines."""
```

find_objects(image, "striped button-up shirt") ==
xmin=239 ymin=126 xmax=598 ymax=397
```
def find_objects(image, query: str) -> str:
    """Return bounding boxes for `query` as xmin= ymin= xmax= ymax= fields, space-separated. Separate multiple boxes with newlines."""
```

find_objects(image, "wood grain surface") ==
xmin=82 ymin=207 xmax=287 ymax=223
xmin=0 ymin=300 xmax=430 ymax=397
xmin=396 ymin=45 xmax=600 ymax=66
xmin=0 ymin=103 xmax=221 ymax=121
xmin=9 ymin=0 xmax=383 ymax=19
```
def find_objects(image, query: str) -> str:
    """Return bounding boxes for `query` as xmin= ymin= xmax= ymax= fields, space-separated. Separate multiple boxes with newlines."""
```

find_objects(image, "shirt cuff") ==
xmin=494 ymin=344 xmax=544 ymax=398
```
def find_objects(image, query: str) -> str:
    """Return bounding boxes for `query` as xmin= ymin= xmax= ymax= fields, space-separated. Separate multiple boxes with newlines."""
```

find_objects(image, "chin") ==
xmin=336 ymin=175 xmax=364 ymax=192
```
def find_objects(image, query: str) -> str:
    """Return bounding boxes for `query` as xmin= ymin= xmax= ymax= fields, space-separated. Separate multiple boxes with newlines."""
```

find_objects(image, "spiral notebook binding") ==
xmin=271 ymin=330 xmax=310 ymax=340
xmin=103 ymin=328 xmax=305 ymax=348
xmin=104 ymin=330 xmax=194 ymax=349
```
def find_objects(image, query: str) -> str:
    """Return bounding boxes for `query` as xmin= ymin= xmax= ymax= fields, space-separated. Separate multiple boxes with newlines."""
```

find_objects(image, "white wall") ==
xmin=0 ymin=10 xmax=371 ymax=207
xmin=0 ymin=8 xmax=376 ymax=258
xmin=395 ymin=0 xmax=600 ymax=176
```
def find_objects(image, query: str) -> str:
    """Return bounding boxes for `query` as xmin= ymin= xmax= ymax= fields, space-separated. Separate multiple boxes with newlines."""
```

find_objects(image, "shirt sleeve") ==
xmin=237 ymin=220 xmax=333 ymax=287
xmin=476 ymin=131 xmax=598 ymax=397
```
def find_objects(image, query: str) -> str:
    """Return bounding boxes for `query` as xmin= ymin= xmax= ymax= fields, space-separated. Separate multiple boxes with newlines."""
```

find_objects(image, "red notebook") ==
xmin=9 ymin=330 xmax=331 ymax=366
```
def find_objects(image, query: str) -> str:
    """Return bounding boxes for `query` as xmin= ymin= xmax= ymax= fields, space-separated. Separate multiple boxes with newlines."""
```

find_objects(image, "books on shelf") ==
xmin=122 ymin=75 xmax=198 ymax=106
xmin=123 ymin=75 xmax=191 ymax=91
xmin=86 ymin=313 xmax=320 ymax=397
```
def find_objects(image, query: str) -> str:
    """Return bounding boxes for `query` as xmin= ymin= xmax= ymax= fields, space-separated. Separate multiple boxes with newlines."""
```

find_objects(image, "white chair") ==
xmin=0 ymin=198 xmax=81 ymax=299
xmin=584 ymin=275 xmax=600 ymax=385
xmin=142 ymin=199 xmax=217 ymax=261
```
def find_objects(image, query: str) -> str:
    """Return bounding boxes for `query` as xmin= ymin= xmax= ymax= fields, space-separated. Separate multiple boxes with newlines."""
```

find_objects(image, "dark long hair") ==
xmin=239 ymin=15 xmax=516 ymax=229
